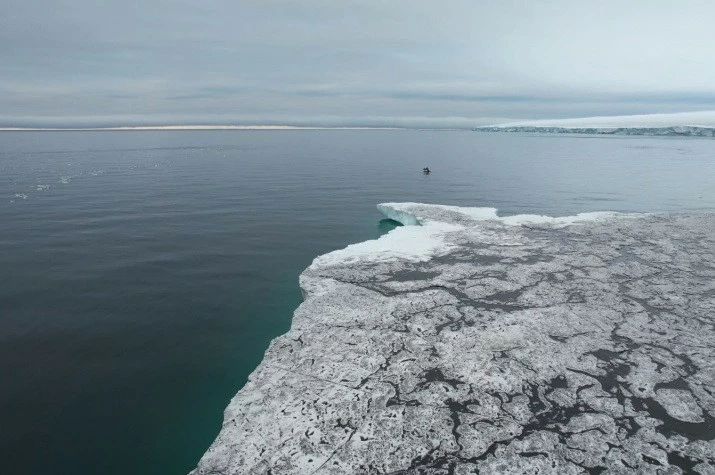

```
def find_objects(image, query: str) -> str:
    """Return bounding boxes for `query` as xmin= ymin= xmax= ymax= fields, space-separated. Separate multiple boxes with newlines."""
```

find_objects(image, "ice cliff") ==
xmin=192 ymin=203 xmax=715 ymax=474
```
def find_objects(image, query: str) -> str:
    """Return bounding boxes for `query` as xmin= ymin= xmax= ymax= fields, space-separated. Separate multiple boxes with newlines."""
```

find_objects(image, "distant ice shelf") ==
xmin=474 ymin=111 xmax=715 ymax=136
xmin=192 ymin=203 xmax=715 ymax=474
xmin=474 ymin=125 xmax=715 ymax=136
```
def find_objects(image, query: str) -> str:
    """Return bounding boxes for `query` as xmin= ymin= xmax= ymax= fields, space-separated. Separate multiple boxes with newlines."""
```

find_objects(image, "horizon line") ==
xmin=0 ymin=125 xmax=473 ymax=132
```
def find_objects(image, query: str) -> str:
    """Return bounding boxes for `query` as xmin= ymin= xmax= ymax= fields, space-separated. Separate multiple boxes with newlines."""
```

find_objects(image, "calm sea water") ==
xmin=1 ymin=130 xmax=714 ymax=475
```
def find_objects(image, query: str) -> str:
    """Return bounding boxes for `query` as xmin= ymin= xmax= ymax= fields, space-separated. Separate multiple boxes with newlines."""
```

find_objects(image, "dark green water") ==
xmin=1 ymin=130 xmax=714 ymax=474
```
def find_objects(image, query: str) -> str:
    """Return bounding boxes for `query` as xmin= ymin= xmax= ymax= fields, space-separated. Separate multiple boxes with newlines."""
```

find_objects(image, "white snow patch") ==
xmin=310 ymin=203 xmax=622 ymax=269
xmin=311 ymin=220 xmax=460 ymax=267
xmin=380 ymin=202 xmax=621 ymax=228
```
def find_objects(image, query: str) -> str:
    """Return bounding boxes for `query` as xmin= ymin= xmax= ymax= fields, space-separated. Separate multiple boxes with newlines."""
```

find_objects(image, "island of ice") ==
xmin=192 ymin=203 xmax=715 ymax=474
xmin=475 ymin=111 xmax=715 ymax=136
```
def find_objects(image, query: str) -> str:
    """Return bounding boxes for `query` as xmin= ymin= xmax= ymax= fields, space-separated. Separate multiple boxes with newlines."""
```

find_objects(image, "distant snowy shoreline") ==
xmin=0 ymin=125 xmax=410 ymax=132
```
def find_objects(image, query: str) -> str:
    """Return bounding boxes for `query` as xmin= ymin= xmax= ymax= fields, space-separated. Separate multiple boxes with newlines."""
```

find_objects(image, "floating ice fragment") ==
xmin=655 ymin=388 xmax=705 ymax=423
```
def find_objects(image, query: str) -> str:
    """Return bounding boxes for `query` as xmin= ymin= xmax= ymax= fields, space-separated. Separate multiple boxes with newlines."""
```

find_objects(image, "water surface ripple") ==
xmin=1 ymin=130 xmax=714 ymax=474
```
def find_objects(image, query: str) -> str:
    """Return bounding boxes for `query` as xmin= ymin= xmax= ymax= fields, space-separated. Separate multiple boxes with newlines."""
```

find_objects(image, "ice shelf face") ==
xmin=191 ymin=203 xmax=715 ymax=474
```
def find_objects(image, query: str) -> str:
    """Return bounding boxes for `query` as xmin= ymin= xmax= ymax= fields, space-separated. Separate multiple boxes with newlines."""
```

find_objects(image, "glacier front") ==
xmin=192 ymin=203 xmax=715 ymax=474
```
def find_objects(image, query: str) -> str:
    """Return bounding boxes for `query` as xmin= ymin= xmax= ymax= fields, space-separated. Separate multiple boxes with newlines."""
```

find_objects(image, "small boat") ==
xmin=423 ymin=167 xmax=431 ymax=174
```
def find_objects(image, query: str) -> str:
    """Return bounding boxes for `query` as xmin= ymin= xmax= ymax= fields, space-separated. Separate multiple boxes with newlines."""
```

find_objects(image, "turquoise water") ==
xmin=1 ymin=130 xmax=714 ymax=474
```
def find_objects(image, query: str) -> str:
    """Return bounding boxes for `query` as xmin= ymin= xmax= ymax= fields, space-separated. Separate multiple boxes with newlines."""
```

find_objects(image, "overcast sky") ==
xmin=2 ymin=0 xmax=715 ymax=127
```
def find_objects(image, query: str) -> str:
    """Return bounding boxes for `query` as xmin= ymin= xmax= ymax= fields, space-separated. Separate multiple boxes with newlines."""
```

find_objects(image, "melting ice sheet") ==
xmin=192 ymin=203 xmax=715 ymax=474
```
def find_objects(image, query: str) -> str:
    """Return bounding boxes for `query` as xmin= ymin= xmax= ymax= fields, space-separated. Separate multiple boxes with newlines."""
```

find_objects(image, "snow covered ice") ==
xmin=192 ymin=203 xmax=715 ymax=474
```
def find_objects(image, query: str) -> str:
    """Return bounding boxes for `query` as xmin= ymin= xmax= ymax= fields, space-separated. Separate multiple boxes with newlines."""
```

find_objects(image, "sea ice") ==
xmin=192 ymin=203 xmax=715 ymax=474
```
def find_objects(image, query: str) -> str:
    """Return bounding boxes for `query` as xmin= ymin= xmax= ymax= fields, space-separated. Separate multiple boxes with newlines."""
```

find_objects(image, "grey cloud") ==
xmin=2 ymin=0 xmax=714 ymax=127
